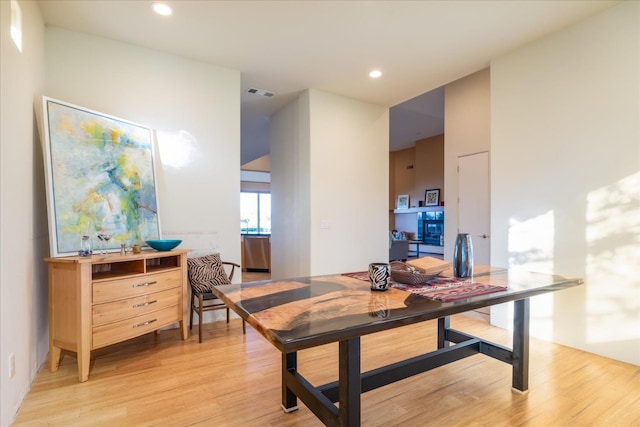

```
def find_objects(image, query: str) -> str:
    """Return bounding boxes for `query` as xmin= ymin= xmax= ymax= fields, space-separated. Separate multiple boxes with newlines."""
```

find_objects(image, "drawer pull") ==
xmin=132 ymin=300 xmax=158 ymax=308
xmin=132 ymin=281 xmax=157 ymax=288
xmin=132 ymin=319 xmax=157 ymax=328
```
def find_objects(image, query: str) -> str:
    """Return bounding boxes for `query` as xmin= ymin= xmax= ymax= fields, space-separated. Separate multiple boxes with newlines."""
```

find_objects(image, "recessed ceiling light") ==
xmin=369 ymin=70 xmax=382 ymax=78
xmin=152 ymin=2 xmax=172 ymax=16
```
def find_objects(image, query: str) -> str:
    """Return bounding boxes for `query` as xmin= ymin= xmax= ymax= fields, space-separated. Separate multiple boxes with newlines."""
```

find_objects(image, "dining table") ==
xmin=210 ymin=263 xmax=582 ymax=426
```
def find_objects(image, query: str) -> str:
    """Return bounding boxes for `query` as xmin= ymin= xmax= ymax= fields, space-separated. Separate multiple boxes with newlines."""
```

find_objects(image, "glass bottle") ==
xmin=79 ymin=235 xmax=92 ymax=257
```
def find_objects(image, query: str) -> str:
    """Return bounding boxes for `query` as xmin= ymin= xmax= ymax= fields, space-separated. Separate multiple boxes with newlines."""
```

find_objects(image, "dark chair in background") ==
xmin=389 ymin=239 xmax=409 ymax=261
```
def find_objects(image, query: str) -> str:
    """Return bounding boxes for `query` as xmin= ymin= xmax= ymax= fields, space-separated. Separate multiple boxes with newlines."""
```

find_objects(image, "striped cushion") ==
xmin=187 ymin=253 xmax=231 ymax=294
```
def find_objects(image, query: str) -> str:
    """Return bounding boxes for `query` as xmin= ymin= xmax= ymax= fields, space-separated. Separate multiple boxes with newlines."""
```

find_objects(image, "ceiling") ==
xmin=37 ymin=1 xmax=618 ymax=164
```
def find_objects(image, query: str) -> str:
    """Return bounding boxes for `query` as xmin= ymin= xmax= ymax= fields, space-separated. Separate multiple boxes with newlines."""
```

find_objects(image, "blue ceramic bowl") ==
xmin=145 ymin=239 xmax=182 ymax=251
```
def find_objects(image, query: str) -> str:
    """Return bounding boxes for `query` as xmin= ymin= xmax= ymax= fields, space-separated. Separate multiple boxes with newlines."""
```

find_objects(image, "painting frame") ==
xmin=397 ymin=194 xmax=410 ymax=210
xmin=42 ymin=97 xmax=161 ymax=257
xmin=425 ymin=189 xmax=440 ymax=206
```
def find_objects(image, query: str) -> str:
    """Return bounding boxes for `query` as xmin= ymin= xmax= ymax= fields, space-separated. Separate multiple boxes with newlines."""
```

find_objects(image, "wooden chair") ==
xmin=189 ymin=260 xmax=246 ymax=343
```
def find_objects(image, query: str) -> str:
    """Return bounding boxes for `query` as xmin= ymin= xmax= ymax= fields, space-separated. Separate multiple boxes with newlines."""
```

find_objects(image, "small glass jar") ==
xmin=78 ymin=235 xmax=92 ymax=257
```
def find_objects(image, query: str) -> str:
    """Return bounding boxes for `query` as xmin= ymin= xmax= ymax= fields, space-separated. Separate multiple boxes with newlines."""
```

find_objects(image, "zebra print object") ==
xmin=368 ymin=262 xmax=390 ymax=291
xmin=187 ymin=253 xmax=231 ymax=294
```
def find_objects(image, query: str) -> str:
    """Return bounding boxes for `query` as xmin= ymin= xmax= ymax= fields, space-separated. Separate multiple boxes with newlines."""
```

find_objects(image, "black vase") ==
xmin=453 ymin=233 xmax=473 ymax=278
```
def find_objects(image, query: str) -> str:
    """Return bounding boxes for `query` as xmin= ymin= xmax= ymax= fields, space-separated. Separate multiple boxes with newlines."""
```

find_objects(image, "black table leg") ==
xmin=512 ymin=298 xmax=530 ymax=393
xmin=281 ymin=352 xmax=299 ymax=413
xmin=437 ymin=316 xmax=450 ymax=349
xmin=338 ymin=338 xmax=361 ymax=426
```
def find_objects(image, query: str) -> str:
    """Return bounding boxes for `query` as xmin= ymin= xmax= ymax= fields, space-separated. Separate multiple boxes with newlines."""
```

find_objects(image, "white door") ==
xmin=458 ymin=152 xmax=490 ymax=265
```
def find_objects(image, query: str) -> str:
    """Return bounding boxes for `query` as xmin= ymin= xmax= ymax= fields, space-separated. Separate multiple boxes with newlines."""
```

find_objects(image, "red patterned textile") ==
xmin=342 ymin=271 xmax=370 ymax=281
xmin=342 ymin=272 xmax=507 ymax=302
xmin=392 ymin=277 xmax=507 ymax=301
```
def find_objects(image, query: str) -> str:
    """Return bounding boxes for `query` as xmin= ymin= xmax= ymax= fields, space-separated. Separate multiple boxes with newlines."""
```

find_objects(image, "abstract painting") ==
xmin=42 ymin=97 xmax=160 ymax=257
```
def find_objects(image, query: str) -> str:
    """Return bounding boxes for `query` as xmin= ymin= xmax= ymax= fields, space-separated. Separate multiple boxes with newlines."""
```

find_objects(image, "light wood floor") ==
xmin=13 ymin=314 xmax=638 ymax=426
xmin=241 ymin=270 xmax=271 ymax=282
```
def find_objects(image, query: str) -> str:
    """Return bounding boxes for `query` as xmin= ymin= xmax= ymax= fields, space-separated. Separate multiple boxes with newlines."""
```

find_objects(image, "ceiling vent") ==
xmin=247 ymin=87 xmax=275 ymax=97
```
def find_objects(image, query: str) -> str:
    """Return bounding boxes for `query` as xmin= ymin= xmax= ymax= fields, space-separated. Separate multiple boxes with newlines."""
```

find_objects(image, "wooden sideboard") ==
xmin=44 ymin=249 xmax=189 ymax=382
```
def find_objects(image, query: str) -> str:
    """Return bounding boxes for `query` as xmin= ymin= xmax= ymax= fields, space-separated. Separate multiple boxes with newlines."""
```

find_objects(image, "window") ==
xmin=240 ymin=192 xmax=271 ymax=234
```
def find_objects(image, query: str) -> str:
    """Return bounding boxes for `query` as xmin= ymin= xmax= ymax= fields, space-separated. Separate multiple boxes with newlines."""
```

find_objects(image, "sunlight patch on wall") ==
xmin=155 ymin=130 xmax=195 ymax=170
xmin=585 ymin=172 xmax=640 ymax=344
xmin=508 ymin=210 xmax=555 ymax=273
xmin=11 ymin=0 xmax=22 ymax=53
xmin=508 ymin=210 xmax=555 ymax=339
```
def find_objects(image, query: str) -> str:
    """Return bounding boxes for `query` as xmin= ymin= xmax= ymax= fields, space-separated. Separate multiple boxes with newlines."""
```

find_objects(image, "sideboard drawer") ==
xmin=92 ymin=304 xmax=181 ymax=349
xmin=93 ymin=270 xmax=181 ymax=304
xmin=92 ymin=287 xmax=181 ymax=327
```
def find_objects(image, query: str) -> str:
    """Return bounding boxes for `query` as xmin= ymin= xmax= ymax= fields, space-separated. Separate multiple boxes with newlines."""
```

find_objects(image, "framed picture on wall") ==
xmin=424 ymin=189 xmax=440 ymax=206
xmin=397 ymin=194 xmax=409 ymax=209
xmin=42 ymin=97 xmax=161 ymax=257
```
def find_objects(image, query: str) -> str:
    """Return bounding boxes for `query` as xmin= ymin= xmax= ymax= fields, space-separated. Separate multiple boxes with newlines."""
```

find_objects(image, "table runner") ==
xmin=342 ymin=271 xmax=507 ymax=302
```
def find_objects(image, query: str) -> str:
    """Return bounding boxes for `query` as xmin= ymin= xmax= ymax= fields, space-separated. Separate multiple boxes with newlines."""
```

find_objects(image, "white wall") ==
xmin=271 ymin=89 xmax=388 ymax=279
xmin=271 ymin=96 xmax=311 ymax=279
xmin=490 ymin=1 xmax=639 ymax=365
xmin=444 ymin=68 xmax=491 ymax=261
xmin=307 ymin=89 xmax=389 ymax=275
xmin=44 ymin=27 xmax=241 ymax=264
xmin=0 ymin=1 xmax=47 ymax=425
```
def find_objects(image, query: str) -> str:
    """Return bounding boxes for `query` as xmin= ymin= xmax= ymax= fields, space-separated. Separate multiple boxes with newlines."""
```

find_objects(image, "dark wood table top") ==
xmin=211 ymin=265 xmax=582 ymax=353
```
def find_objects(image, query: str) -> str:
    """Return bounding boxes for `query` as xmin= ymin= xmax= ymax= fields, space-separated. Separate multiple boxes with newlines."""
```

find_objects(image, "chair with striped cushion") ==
xmin=187 ymin=253 xmax=246 ymax=343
